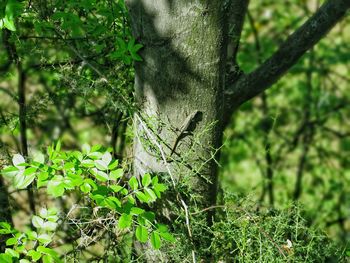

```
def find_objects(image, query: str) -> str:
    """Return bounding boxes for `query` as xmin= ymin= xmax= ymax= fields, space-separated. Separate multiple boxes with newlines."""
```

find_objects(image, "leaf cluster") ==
xmin=1 ymin=142 xmax=175 ymax=261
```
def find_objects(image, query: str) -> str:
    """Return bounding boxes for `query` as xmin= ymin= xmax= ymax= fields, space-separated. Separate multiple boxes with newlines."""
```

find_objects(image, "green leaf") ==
xmin=37 ymin=172 xmax=49 ymax=188
xmin=142 ymin=173 xmax=151 ymax=187
xmin=159 ymin=232 xmax=176 ymax=242
xmin=144 ymin=188 xmax=157 ymax=202
xmin=42 ymin=221 xmax=57 ymax=231
xmin=130 ymin=51 xmax=143 ymax=62
xmin=66 ymin=173 xmax=83 ymax=187
xmin=91 ymin=194 xmax=104 ymax=205
xmin=88 ymin=152 xmax=103 ymax=159
xmin=5 ymin=0 xmax=23 ymax=19
xmin=73 ymin=151 xmax=83 ymax=161
xmin=81 ymin=159 xmax=94 ymax=168
xmin=16 ymin=245 xmax=25 ymax=253
xmin=108 ymin=159 xmax=119 ymax=170
xmin=109 ymin=169 xmax=123 ymax=180
xmin=80 ymin=182 xmax=92 ymax=193
xmin=91 ymin=168 xmax=109 ymax=182
xmin=26 ymin=231 xmax=38 ymax=240
xmin=135 ymin=191 xmax=149 ymax=203
xmin=12 ymin=154 xmax=25 ymax=168
xmin=85 ymin=179 xmax=98 ymax=191
xmin=5 ymin=237 xmax=17 ymax=246
xmin=15 ymin=172 xmax=35 ymax=189
xmin=46 ymin=208 xmax=58 ymax=221
xmin=32 ymin=216 xmax=44 ymax=229
xmin=91 ymin=144 xmax=102 ymax=152
xmin=47 ymin=177 xmax=65 ymax=197
xmin=37 ymin=234 xmax=52 ymax=244
xmin=142 ymin=212 xmax=155 ymax=222
xmin=156 ymin=224 xmax=168 ymax=233
xmin=103 ymin=197 xmax=121 ymax=209
xmin=24 ymin=167 xmax=37 ymax=176
xmin=151 ymin=176 xmax=158 ymax=185
xmin=0 ymin=222 xmax=12 ymax=230
xmin=118 ymin=213 xmax=132 ymax=229
xmin=110 ymin=185 xmax=123 ymax=193
xmin=63 ymin=162 xmax=74 ymax=170
xmin=33 ymin=152 xmax=45 ymax=164
xmin=133 ymin=44 xmax=143 ymax=52
xmin=0 ymin=253 xmax=12 ymax=263
xmin=82 ymin=143 xmax=90 ymax=154
xmin=94 ymin=160 xmax=108 ymax=170
xmin=42 ymin=255 xmax=54 ymax=263
xmin=150 ymin=231 xmax=161 ymax=249
xmin=121 ymin=188 xmax=128 ymax=195
xmin=129 ymin=176 xmax=138 ymax=191
xmin=127 ymin=38 xmax=135 ymax=51
xmin=3 ymin=17 xmax=16 ymax=31
xmin=39 ymin=208 xmax=48 ymax=218
xmin=28 ymin=250 xmax=42 ymax=261
xmin=1 ymin=166 xmax=18 ymax=178
xmin=36 ymin=246 xmax=61 ymax=262
xmin=131 ymin=207 xmax=145 ymax=215
xmin=101 ymin=152 xmax=112 ymax=166
xmin=128 ymin=195 xmax=136 ymax=204
xmin=0 ymin=222 xmax=13 ymax=234
xmin=135 ymin=225 xmax=148 ymax=243
xmin=153 ymin=183 xmax=167 ymax=197
xmin=55 ymin=140 xmax=61 ymax=152
xmin=5 ymin=248 xmax=19 ymax=258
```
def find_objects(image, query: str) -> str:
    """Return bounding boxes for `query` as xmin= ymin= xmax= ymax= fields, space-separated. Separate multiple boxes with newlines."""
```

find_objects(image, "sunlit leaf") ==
xmin=150 ymin=231 xmax=161 ymax=249
xmin=135 ymin=225 xmax=148 ymax=243
xmin=118 ymin=213 xmax=132 ymax=229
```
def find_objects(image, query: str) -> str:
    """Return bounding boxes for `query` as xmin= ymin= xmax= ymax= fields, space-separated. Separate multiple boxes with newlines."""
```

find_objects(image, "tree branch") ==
xmin=226 ymin=0 xmax=249 ymax=66
xmin=225 ymin=0 xmax=350 ymax=115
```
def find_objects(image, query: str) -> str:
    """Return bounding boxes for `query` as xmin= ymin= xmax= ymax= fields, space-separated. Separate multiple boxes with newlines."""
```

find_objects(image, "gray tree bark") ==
xmin=126 ymin=0 xmax=232 ymax=213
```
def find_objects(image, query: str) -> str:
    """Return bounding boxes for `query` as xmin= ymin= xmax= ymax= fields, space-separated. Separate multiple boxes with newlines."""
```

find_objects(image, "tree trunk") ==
xmin=126 ymin=0 xmax=230 ymax=212
xmin=125 ymin=1 xmax=238 ymax=259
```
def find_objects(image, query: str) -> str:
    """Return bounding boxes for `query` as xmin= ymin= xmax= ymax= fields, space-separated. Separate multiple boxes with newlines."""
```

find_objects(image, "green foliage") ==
xmin=0 ymin=0 xmax=23 ymax=31
xmin=210 ymin=198 xmax=342 ymax=262
xmin=0 ymin=209 xmax=61 ymax=262
xmin=160 ymin=195 xmax=344 ymax=262
xmin=0 ymin=142 xmax=174 ymax=261
xmin=110 ymin=37 xmax=143 ymax=65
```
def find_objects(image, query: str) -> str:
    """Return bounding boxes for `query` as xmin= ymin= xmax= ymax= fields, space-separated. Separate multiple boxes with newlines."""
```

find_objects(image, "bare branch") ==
xmin=225 ymin=0 xmax=350 ymax=115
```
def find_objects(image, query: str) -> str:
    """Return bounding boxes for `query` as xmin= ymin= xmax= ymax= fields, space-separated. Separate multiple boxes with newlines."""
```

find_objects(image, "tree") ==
xmin=0 ymin=0 xmax=349 ymax=261
xmin=125 ymin=0 xmax=349 ymax=255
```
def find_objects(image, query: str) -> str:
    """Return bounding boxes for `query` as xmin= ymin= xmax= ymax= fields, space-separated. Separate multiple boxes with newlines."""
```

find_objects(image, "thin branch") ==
xmin=225 ymin=0 xmax=350 ymax=114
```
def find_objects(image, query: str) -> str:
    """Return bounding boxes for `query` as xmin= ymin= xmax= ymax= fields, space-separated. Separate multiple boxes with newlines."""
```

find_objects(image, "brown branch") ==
xmin=225 ymin=0 xmax=350 ymax=114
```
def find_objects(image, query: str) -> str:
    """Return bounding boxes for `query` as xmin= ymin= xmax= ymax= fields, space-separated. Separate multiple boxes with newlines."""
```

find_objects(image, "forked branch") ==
xmin=225 ymin=0 xmax=350 ymax=115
